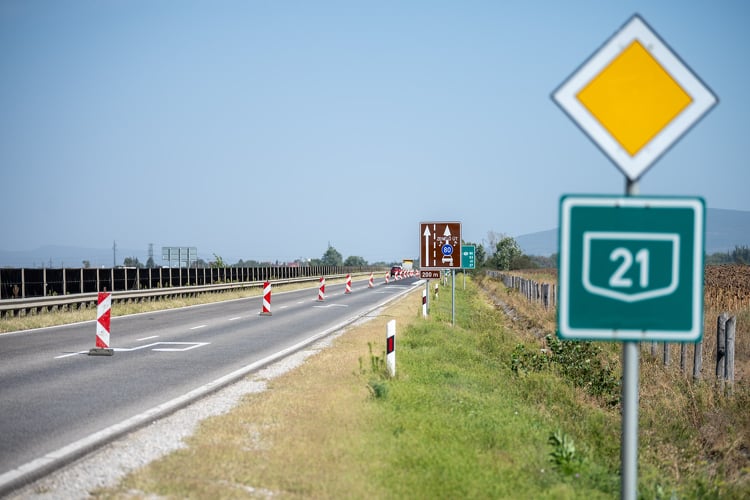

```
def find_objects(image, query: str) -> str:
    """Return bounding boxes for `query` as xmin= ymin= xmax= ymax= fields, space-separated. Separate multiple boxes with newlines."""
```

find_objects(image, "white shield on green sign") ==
xmin=558 ymin=196 xmax=704 ymax=342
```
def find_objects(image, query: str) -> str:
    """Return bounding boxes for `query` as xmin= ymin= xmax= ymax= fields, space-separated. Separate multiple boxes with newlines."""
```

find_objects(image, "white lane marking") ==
xmin=279 ymin=305 xmax=289 ymax=309
xmin=138 ymin=335 xmax=159 ymax=341
xmin=115 ymin=342 xmax=210 ymax=352
xmin=55 ymin=351 xmax=87 ymax=359
xmin=312 ymin=304 xmax=349 ymax=309
xmin=55 ymin=342 xmax=211 ymax=359
xmin=228 ymin=317 xmax=242 ymax=321
xmin=190 ymin=325 xmax=207 ymax=330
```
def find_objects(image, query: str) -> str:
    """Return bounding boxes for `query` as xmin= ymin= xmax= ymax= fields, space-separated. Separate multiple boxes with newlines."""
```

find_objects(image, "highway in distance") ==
xmin=0 ymin=277 xmax=420 ymax=494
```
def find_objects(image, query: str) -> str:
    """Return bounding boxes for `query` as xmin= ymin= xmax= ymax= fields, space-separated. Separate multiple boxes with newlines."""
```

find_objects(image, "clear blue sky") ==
xmin=1 ymin=1 xmax=748 ymax=265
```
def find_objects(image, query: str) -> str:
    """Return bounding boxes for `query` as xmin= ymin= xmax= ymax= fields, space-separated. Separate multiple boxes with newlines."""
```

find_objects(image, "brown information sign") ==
xmin=420 ymin=221 xmax=461 ymax=269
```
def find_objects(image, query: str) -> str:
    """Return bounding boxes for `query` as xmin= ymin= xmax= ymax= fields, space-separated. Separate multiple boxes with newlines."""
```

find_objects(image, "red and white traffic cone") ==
xmin=317 ymin=276 xmax=326 ymax=301
xmin=89 ymin=292 xmax=114 ymax=356
xmin=368 ymin=272 xmax=374 ymax=288
xmin=345 ymin=274 xmax=352 ymax=294
xmin=260 ymin=281 xmax=272 ymax=316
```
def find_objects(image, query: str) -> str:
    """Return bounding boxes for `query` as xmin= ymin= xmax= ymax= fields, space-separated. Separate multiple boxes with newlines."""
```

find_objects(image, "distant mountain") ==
xmin=515 ymin=208 xmax=750 ymax=257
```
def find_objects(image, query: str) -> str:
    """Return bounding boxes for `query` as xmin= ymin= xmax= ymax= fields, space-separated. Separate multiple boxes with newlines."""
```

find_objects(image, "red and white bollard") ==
xmin=317 ymin=276 xmax=326 ymax=301
xmin=422 ymin=288 xmax=427 ymax=318
xmin=386 ymin=319 xmax=396 ymax=377
xmin=368 ymin=272 xmax=374 ymax=288
xmin=260 ymin=281 xmax=272 ymax=316
xmin=89 ymin=292 xmax=114 ymax=356
xmin=345 ymin=274 xmax=352 ymax=294
xmin=385 ymin=273 xmax=390 ymax=284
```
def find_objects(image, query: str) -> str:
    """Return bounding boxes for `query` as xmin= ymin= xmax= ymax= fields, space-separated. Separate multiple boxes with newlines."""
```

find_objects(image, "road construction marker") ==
xmin=89 ymin=292 xmax=114 ymax=356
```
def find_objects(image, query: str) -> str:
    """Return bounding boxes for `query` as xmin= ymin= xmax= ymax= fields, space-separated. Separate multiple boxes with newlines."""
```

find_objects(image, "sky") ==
xmin=1 ymin=0 xmax=748 ymax=266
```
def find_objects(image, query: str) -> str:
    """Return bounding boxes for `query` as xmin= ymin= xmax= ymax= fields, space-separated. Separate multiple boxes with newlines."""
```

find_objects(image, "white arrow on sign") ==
xmin=423 ymin=225 xmax=432 ymax=267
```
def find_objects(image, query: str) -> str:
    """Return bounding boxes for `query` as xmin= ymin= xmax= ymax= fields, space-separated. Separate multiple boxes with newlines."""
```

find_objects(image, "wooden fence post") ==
xmin=663 ymin=343 xmax=670 ymax=366
xmin=716 ymin=313 xmax=728 ymax=380
xmin=680 ymin=343 xmax=687 ymax=373
xmin=726 ymin=315 xmax=736 ymax=387
xmin=693 ymin=341 xmax=703 ymax=381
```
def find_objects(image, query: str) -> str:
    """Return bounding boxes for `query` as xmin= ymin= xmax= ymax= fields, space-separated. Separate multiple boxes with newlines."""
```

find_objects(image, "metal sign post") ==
xmin=552 ymin=14 xmax=716 ymax=500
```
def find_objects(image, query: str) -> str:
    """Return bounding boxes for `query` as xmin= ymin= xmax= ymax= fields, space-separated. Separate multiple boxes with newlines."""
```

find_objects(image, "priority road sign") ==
xmin=558 ymin=195 xmax=704 ymax=342
xmin=420 ymin=222 xmax=461 ymax=269
xmin=552 ymin=15 xmax=717 ymax=181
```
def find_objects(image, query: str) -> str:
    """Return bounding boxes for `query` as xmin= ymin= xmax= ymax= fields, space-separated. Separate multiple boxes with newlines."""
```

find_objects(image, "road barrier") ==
xmin=345 ymin=274 xmax=352 ymax=294
xmin=0 ymin=272 xmax=378 ymax=318
xmin=368 ymin=273 xmax=374 ymax=288
xmin=260 ymin=282 xmax=272 ymax=316
xmin=89 ymin=292 xmax=114 ymax=356
xmin=317 ymin=277 xmax=326 ymax=301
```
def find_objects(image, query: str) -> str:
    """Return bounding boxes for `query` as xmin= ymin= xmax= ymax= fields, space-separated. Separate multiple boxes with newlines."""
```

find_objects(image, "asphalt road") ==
xmin=0 ymin=276 xmax=420 ymax=494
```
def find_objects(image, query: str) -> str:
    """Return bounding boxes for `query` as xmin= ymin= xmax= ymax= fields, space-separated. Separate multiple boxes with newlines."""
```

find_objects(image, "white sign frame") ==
xmin=552 ymin=14 xmax=718 ymax=181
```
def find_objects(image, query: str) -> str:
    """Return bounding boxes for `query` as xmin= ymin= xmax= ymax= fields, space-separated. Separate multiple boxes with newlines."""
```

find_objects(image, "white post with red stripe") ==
xmin=422 ymin=287 xmax=427 ymax=318
xmin=368 ymin=272 xmax=374 ymax=288
xmin=345 ymin=274 xmax=352 ymax=294
xmin=89 ymin=292 xmax=114 ymax=356
xmin=386 ymin=319 xmax=396 ymax=377
xmin=317 ymin=276 xmax=326 ymax=301
xmin=385 ymin=273 xmax=390 ymax=284
xmin=260 ymin=281 xmax=272 ymax=316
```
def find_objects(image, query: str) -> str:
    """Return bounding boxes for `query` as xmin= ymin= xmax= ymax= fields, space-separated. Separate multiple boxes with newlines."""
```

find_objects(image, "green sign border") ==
xmin=558 ymin=195 xmax=704 ymax=342
xmin=461 ymin=245 xmax=476 ymax=269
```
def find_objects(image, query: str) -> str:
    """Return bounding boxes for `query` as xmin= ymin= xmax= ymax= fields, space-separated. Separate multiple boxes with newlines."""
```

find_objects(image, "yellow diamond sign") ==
xmin=553 ymin=15 xmax=717 ymax=180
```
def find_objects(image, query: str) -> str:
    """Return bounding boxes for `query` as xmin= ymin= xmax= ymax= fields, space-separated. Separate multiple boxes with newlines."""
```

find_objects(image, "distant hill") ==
xmin=515 ymin=208 xmax=750 ymax=257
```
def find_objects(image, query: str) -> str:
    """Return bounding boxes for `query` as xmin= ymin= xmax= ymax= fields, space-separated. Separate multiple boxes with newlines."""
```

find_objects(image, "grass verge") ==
xmin=92 ymin=275 xmax=747 ymax=498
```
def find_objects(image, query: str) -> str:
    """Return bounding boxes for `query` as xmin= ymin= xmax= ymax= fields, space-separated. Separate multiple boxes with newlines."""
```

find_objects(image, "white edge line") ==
xmin=0 ymin=280 xmax=420 ymax=496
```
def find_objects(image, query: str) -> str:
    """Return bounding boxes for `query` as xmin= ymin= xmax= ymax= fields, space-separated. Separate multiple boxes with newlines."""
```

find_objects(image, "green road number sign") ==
xmin=461 ymin=245 xmax=475 ymax=269
xmin=558 ymin=196 xmax=704 ymax=342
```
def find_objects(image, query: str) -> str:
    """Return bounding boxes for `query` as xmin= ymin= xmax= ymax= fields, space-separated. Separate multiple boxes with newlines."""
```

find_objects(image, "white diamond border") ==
xmin=552 ymin=14 xmax=718 ymax=181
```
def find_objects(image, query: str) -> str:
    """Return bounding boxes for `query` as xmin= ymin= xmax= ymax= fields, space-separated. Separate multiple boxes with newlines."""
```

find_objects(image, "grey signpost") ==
xmin=552 ymin=14 xmax=717 ymax=499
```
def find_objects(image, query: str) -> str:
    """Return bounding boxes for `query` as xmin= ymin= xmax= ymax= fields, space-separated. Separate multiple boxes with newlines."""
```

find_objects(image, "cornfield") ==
xmin=704 ymin=264 xmax=750 ymax=311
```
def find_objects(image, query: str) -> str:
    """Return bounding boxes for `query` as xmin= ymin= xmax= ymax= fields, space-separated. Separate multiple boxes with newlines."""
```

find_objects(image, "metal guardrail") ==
xmin=0 ymin=273 xmax=368 ymax=317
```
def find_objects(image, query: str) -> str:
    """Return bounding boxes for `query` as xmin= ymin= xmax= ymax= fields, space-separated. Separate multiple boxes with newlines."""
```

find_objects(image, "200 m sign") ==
xmin=558 ymin=196 xmax=705 ymax=342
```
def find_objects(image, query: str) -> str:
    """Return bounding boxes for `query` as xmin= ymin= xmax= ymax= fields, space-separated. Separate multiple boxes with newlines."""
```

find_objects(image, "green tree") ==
xmin=475 ymin=244 xmax=487 ymax=268
xmin=321 ymin=245 xmax=343 ymax=266
xmin=211 ymin=254 xmax=227 ymax=268
xmin=492 ymin=236 xmax=522 ymax=271
xmin=344 ymin=255 xmax=367 ymax=266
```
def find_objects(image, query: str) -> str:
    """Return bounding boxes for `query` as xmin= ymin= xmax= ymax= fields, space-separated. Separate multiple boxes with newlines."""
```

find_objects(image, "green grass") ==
xmin=93 ymin=276 xmax=749 ymax=498
xmin=359 ymin=283 xmax=621 ymax=498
